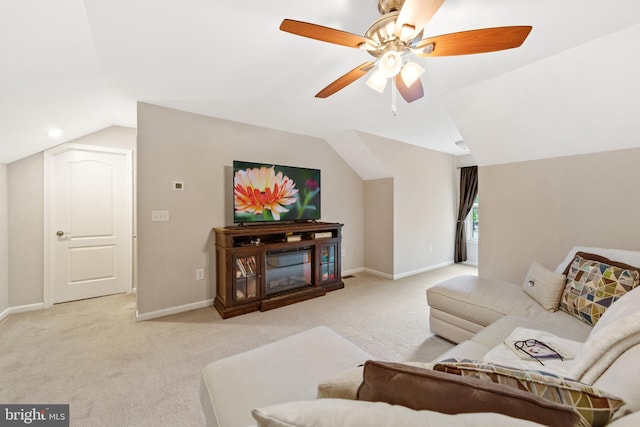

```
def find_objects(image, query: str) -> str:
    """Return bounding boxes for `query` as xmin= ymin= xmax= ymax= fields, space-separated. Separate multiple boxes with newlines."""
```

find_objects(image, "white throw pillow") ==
xmin=522 ymin=261 xmax=566 ymax=311
xmin=252 ymin=399 xmax=544 ymax=427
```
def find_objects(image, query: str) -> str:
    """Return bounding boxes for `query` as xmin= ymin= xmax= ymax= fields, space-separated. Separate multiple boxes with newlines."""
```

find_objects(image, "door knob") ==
xmin=56 ymin=230 xmax=66 ymax=237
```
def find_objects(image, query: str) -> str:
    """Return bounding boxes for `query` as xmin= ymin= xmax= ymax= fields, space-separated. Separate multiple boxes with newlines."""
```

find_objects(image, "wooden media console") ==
xmin=213 ymin=222 xmax=344 ymax=319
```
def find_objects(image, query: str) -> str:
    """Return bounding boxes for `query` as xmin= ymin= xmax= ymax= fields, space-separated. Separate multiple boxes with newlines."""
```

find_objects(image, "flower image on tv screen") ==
xmin=233 ymin=160 xmax=321 ymax=224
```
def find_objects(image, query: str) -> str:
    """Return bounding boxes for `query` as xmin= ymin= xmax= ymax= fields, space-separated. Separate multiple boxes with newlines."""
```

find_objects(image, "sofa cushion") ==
xmin=434 ymin=359 xmax=625 ymax=427
xmin=316 ymin=366 xmax=364 ymax=400
xmin=473 ymin=314 xmax=591 ymax=348
xmin=592 ymin=344 xmax=640 ymax=418
xmin=555 ymin=247 xmax=640 ymax=274
xmin=356 ymin=360 xmax=582 ymax=427
xmin=435 ymin=315 xmax=591 ymax=364
xmin=559 ymin=253 xmax=640 ymax=326
xmin=522 ymin=261 xmax=567 ymax=311
xmin=427 ymin=275 xmax=543 ymax=327
xmin=251 ymin=398 xmax=548 ymax=427
xmin=428 ymin=275 xmax=592 ymax=345
xmin=316 ymin=362 xmax=433 ymax=400
xmin=482 ymin=327 xmax=583 ymax=377
xmin=428 ymin=275 xmax=517 ymax=325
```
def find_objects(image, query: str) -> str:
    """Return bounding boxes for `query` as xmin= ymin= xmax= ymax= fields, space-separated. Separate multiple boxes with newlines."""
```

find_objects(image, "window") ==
xmin=466 ymin=195 xmax=478 ymax=241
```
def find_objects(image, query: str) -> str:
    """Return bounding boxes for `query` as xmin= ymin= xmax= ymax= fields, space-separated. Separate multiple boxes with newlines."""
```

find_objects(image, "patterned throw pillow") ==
xmin=434 ymin=358 xmax=625 ymax=427
xmin=558 ymin=253 xmax=640 ymax=326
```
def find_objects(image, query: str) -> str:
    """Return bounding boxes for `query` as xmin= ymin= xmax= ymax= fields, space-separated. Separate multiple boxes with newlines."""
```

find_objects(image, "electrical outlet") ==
xmin=341 ymin=249 xmax=346 ymax=257
xmin=195 ymin=268 xmax=204 ymax=280
xmin=151 ymin=210 xmax=169 ymax=221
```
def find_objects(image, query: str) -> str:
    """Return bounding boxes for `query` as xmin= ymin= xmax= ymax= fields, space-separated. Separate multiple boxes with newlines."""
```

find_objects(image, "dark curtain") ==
xmin=454 ymin=166 xmax=478 ymax=263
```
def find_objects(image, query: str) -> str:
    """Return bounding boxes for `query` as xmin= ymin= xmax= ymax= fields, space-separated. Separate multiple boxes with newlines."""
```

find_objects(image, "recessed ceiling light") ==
xmin=48 ymin=129 xmax=62 ymax=139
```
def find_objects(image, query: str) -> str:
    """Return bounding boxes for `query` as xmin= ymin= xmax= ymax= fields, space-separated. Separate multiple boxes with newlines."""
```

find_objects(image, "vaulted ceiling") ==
xmin=1 ymin=0 xmax=639 ymax=165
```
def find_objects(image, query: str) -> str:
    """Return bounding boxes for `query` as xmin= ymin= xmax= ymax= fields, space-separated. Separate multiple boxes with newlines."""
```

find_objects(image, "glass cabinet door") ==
xmin=320 ymin=244 xmax=336 ymax=283
xmin=233 ymin=254 xmax=259 ymax=302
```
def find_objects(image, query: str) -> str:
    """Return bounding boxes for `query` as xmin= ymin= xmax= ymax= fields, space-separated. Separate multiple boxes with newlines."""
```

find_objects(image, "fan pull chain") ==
xmin=391 ymin=80 xmax=397 ymax=117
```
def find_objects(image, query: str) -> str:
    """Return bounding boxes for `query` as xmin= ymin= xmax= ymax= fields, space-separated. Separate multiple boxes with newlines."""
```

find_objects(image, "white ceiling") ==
xmin=1 ymin=0 xmax=639 ymax=165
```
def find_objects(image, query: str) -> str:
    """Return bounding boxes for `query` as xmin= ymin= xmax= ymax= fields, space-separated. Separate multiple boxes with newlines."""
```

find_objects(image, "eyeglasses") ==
xmin=513 ymin=339 xmax=564 ymax=366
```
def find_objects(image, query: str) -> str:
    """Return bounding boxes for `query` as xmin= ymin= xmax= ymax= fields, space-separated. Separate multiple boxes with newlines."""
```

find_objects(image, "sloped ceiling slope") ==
xmin=1 ymin=0 xmax=639 ymax=164
xmin=445 ymin=24 xmax=640 ymax=166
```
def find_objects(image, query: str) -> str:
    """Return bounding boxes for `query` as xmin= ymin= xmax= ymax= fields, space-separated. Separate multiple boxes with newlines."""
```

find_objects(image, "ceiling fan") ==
xmin=280 ymin=0 xmax=532 ymax=103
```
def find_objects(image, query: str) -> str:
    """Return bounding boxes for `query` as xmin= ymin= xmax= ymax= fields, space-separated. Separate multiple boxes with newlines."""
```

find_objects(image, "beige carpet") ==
xmin=0 ymin=264 xmax=476 ymax=426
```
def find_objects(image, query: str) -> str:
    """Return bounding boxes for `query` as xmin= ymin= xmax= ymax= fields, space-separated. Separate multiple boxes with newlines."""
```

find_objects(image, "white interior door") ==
xmin=45 ymin=144 xmax=132 ymax=304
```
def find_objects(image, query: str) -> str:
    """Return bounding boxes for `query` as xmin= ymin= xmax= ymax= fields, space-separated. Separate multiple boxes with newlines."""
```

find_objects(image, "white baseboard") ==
xmin=0 ymin=302 xmax=45 ymax=322
xmin=136 ymin=299 xmax=213 ymax=321
xmin=341 ymin=267 xmax=365 ymax=277
xmin=363 ymin=268 xmax=394 ymax=280
xmin=393 ymin=261 xmax=454 ymax=279
xmin=362 ymin=261 xmax=454 ymax=281
xmin=135 ymin=261 xmax=455 ymax=321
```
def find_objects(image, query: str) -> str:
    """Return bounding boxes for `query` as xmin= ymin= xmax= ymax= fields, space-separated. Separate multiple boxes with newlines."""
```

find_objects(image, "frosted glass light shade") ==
xmin=378 ymin=50 xmax=403 ymax=78
xmin=366 ymin=70 xmax=387 ymax=93
xmin=400 ymin=62 xmax=425 ymax=87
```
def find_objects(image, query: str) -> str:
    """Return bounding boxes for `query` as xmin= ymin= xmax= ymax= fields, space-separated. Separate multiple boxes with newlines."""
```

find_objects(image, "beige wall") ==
xmin=479 ymin=147 xmax=640 ymax=284
xmin=360 ymin=133 xmax=457 ymax=276
xmin=8 ymin=153 xmax=44 ymax=306
xmin=7 ymin=126 xmax=136 ymax=307
xmin=136 ymin=103 xmax=365 ymax=315
xmin=0 ymin=163 xmax=8 ymax=314
xmin=364 ymin=178 xmax=394 ymax=276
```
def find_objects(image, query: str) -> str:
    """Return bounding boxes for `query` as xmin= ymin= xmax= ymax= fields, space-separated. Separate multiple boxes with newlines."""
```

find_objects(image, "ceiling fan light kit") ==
xmin=400 ymin=61 xmax=425 ymax=87
xmin=280 ymin=0 xmax=532 ymax=104
xmin=366 ymin=71 xmax=388 ymax=93
xmin=378 ymin=49 xmax=403 ymax=78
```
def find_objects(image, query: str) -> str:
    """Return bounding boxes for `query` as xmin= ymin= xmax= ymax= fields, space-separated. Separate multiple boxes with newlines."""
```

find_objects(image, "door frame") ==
xmin=43 ymin=143 xmax=133 ymax=308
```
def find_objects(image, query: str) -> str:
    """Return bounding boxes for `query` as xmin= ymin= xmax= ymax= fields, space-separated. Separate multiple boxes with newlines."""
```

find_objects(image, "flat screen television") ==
xmin=233 ymin=160 xmax=321 ymax=224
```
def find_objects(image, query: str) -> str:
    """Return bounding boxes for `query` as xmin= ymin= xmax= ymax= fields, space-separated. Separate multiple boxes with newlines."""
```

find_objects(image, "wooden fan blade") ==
xmin=394 ymin=0 xmax=445 ymax=41
xmin=280 ymin=19 xmax=377 ymax=49
xmin=395 ymin=75 xmax=424 ymax=103
xmin=414 ymin=26 xmax=533 ymax=57
xmin=315 ymin=62 xmax=375 ymax=98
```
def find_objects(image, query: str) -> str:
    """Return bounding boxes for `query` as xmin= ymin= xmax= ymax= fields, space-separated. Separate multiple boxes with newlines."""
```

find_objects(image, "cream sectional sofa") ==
xmin=201 ymin=247 xmax=640 ymax=427
xmin=427 ymin=246 xmax=640 ymax=344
